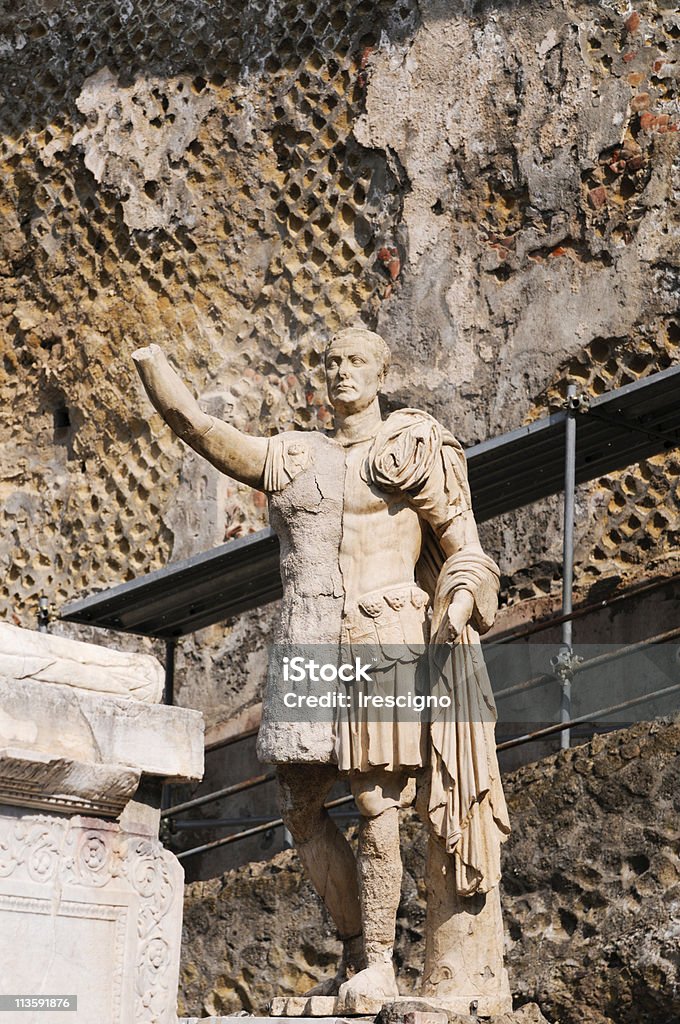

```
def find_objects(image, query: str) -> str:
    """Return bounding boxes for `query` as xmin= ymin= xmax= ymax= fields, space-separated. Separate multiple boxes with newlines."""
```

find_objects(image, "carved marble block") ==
xmin=0 ymin=624 xmax=204 ymax=1024
xmin=0 ymin=810 xmax=184 ymax=1023
xmin=0 ymin=621 xmax=164 ymax=702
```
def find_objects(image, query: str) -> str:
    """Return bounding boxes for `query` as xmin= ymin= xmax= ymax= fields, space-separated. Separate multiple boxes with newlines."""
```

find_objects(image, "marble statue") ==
xmin=133 ymin=328 xmax=511 ymax=1016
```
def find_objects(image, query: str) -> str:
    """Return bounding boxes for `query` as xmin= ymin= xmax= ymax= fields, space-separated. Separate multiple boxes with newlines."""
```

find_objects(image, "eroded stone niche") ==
xmin=1 ymin=0 xmax=678 ymax=726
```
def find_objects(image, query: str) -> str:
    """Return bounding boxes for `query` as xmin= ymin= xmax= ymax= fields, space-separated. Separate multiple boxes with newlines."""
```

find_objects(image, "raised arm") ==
xmin=132 ymin=344 xmax=268 ymax=489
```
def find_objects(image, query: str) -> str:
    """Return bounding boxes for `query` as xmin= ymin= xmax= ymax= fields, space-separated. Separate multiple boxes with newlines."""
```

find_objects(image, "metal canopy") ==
xmin=467 ymin=364 xmax=680 ymax=521
xmin=61 ymin=528 xmax=282 ymax=639
xmin=61 ymin=365 xmax=680 ymax=638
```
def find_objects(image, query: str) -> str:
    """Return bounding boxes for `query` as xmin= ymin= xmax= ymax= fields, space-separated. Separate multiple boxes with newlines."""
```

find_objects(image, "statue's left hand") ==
xmin=446 ymin=590 xmax=475 ymax=642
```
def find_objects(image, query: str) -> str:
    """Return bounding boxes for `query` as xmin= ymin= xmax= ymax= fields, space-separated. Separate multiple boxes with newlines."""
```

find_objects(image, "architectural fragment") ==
xmin=0 ymin=624 xmax=204 ymax=1023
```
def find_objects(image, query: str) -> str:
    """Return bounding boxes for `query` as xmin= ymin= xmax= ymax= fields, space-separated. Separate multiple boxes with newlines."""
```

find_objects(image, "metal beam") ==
xmin=466 ymin=364 xmax=680 ymax=520
xmin=61 ymin=527 xmax=281 ymax=638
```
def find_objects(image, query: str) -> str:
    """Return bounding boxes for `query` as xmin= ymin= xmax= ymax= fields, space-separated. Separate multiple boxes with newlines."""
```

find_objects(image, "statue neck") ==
xmin=332 ymin=398 xmax=383 ymax=446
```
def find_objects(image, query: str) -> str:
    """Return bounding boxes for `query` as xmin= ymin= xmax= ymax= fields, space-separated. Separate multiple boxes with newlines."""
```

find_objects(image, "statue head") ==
xmin=324 ymin=328 xmax=391 ymax=413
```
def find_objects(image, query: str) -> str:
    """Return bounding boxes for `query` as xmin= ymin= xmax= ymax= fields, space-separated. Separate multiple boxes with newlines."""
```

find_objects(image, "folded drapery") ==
xmin=366 ymin=409 xmax=511 ymax=896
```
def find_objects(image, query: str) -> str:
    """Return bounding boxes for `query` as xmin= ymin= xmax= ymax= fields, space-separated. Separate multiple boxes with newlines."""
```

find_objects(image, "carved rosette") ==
xmin=0 ymin=812 xmax=183 ymax=1024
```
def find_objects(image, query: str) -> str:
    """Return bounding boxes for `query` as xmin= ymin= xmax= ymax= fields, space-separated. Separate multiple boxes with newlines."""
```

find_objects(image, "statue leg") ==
xmin=337 ymin=769 xmax=415 ymax=1007
xmin=420 ymin=831 xmax=511 ymax=1016
xmin=277 ymin=763 xmax=364 ymax=994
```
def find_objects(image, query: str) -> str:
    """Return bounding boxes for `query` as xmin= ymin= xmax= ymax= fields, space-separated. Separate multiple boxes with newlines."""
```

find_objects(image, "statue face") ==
xmin=325 ymin=340 xmax=382 ymax=413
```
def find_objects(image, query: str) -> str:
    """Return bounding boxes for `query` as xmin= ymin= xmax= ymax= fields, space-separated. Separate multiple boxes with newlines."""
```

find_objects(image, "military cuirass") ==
xmin=258 ymin=432 xmax=347 ymax=763
xmin=267 ymin=431 xmax=347 ymax=645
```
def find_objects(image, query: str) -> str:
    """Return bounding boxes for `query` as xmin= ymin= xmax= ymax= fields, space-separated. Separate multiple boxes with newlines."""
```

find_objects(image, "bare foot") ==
xmin=338 ymin=962 xmax=399 ymax=1009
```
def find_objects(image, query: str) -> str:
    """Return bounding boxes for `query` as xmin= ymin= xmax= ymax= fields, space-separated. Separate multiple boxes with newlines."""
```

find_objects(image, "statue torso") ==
xmin=267 ymin=430 xmax=422 ymax=644
xmin=259 ymin=421 xmax=434 ymax=766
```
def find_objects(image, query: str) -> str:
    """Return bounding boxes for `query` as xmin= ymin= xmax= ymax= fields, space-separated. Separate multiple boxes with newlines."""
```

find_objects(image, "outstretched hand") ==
xmin=446 ymin=589 xmax=475 ymax=642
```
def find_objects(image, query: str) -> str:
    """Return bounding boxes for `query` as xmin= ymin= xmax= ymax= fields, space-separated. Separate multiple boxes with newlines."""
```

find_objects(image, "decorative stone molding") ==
xmin=0 ymin=810 xmax=184 ymax=1024
xmin=0 ymin=749 xmax=140 ymax=818
xmin=0 ymin=673 xmax=203 ymax=819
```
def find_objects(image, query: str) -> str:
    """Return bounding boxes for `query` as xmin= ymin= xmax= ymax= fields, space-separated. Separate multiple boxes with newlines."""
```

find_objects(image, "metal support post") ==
xmin=37 ymin=596 xmax=50 ymax=633
xmin=164 ymin=639 xmax=176 ymax=706
xmin=559 ymin=385 xmax=577 ymax=749
xmin=161 ymin=639 xmax=177 ymax=816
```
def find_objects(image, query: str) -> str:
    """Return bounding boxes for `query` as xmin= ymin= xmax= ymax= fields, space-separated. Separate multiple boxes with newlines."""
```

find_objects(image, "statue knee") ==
xmin=277 ymin=763 xmax=336 ymax=844
xmin=353 ymin=786 xmax=395 ymax=819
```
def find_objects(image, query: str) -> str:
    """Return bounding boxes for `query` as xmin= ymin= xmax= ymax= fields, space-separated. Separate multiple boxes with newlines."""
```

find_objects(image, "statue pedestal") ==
xmin=269 ymin=994 xmax=512 ymax=1019
xmin=0 ymin=808 xmax=184 ymax=1024
xmin=179 ymin=1002 xmax=548 ymax=1024
xmin=0 ymin=625 xmax=204 ymax=1024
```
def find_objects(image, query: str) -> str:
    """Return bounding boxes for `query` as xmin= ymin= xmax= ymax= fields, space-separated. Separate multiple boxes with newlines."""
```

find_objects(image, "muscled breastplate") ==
xmin=267 ymin=432 xmax=423 ymax=644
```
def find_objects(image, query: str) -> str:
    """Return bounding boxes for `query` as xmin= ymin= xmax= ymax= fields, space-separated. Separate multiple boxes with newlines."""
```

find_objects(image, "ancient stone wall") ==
xmin=1 ymin=0 xmax=678 ymax=726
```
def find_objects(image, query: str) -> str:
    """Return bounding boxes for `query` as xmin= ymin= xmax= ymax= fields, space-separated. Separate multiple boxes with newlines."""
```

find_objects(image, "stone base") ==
xmin=270 ymin=998 xmax=377 ymax=1017
xmin=180 ymin=1004 xmax=548 ymax=1024
xmin=269 ymin=994 xmax=516 ymax=1020
xmin=0 ymin=626 xmax=205 ymax=1024
xmin=180 ymin=1019 xmax=371 ymax=1024
xmin=0 ymin=806 xmax=185 ymax=1024
xmin=181 ymin=1019 xmax=373 ymax=1024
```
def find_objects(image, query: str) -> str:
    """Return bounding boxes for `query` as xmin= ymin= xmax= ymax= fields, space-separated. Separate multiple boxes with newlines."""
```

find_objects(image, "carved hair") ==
xmin=325 ymin=327 xmax=391 ymax=378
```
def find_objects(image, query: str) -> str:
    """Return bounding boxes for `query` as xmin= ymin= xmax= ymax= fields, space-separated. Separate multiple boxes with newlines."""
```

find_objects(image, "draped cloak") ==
xmin=365 ymin=410 xmax=511 ymax=895
xmin=256 ymin=409 xmax=510 ymax=896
